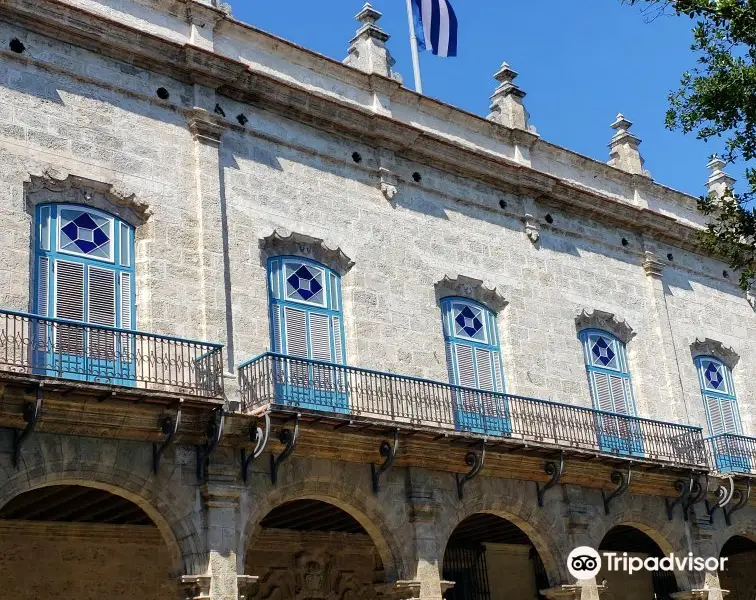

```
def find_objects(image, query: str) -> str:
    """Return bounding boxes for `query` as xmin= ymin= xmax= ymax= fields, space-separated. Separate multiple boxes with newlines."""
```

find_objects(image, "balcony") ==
xmin=706 ymin=434 xmax=756 ymax=475
xmin=239 ymin=352 xmax=707 ymax=469
xmin=0 ymin=309 xmax=224 ymax=398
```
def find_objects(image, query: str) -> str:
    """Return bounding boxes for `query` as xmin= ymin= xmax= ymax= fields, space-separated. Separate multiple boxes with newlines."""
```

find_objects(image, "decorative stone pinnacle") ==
xmin=343 ymin=2 xmax=398 ymax=78
xmin=356 ymin=2 xmax=382 ymax=27
xmin=487 ymin=61 xmax=531 ymax=130
xmin=608 ymin=112 xmax=648 ymax=176
xmin=705 ymin=154 xmax=735 ymax=198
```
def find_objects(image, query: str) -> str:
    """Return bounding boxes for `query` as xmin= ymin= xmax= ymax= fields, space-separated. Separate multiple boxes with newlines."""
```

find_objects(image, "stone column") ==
xmin=202 ymin=481 xmax=243 ymax=600
xmin=407 ymin=472 xmax=444 ymax=600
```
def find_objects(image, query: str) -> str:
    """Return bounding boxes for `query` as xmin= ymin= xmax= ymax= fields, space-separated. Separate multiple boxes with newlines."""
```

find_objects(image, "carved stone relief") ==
xmin=259 ymin=230 xmax=355 ymax=276
xmin=574 ymin=309 xmax=635 ymax=344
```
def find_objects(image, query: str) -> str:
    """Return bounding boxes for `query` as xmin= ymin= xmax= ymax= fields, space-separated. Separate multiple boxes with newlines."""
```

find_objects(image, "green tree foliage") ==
xmin=629 ymin=0 xmax=756 ymax=289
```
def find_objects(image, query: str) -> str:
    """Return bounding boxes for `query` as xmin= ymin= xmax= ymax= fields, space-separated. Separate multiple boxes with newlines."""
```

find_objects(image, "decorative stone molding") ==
xmin=689 ymin=338 xmax=740 ymax=368
xmin=374 ymin=580 xmax=422 ymax=599
xmin=524 ymin=213 xmax=541 ymax=244
xmin=237 ymin=575 xmax=260 ymax=600
xmin=642 ymin=251 xmax=665 ymax=279
xmin=434 ymin=275 xmax=508 ymax=313
xmin=705 ymin=156 xmax=735 ymax=199
xmin=178 ymin=574 xmax=212 ymax=600
xmin=378 ymin=149 xmax=399 ymax=200
xmin=343 ymin=3 xmax=400 ymax=80
xmin=575 ymin=309 xmax=635 ymax=344
xmin=259 ymin=230 xmax=355 ymax=275
xmin=607 ymin=114 xmax=649 ymax=177
xmin=189 ymin=108 xmax=227 ymax=147
xmin=25 ymin=171 xmax=152 ymax=225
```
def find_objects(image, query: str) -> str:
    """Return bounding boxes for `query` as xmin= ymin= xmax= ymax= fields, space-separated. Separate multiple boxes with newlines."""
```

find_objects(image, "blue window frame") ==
xmin=579 ymin=329 xmax=642 ymax=455
xmin=267 ymin=256 xmax=346 ymax=412
xmin=441 ymin=297 xmax=509 ymax=435
xmin=33 ymin=204 xmax=136 ymax=384
xmin=695 ymin=356 xmax=748 ymax=472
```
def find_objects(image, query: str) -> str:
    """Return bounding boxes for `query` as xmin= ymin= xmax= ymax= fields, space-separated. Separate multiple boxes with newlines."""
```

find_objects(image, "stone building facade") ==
xmin=0 ymin=0 xmax=754 ymax=599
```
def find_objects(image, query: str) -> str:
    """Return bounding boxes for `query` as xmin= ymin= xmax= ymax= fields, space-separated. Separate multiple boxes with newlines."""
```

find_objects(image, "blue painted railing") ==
xmin=705 ymin=433 xmax=756 ymax=475
xmin=239 ymin=352 xmax=706 ymax=467
xmin=0 ymin=309 xmax=224 ymax=397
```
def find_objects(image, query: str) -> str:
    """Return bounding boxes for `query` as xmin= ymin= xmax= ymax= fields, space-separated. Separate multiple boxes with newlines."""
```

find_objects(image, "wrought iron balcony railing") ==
xmin=239 ymin=352 xmax=707 ymax=467
xmin=705 ymin=433 xmax=756 ymax=475
xmin=0 ymin=309 xmax=224 ymax=398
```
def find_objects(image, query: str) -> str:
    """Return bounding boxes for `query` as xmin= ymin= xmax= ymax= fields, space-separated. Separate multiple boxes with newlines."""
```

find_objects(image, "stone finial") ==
xmin=487 ymin=62 xmax=532 ymax=131
xmin=706 ymin=155 xmax=736 ymax=199
xmin=608 ymin=114 xmax=648 ymax=176
xmin=343 ymin=3 xmax=398 ymax=79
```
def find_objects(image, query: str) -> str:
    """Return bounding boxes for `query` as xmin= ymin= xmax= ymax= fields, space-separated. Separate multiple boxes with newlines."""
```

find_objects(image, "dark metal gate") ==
xmin=442 ymin=544 xmax=491 ymax=600
xmin=652 ymin=569 xmax=679 ymax=600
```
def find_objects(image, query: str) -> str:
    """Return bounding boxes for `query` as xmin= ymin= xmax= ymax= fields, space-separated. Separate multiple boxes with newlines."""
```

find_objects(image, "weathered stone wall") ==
xmin=0 ymin=521 xmax=175 ymax=600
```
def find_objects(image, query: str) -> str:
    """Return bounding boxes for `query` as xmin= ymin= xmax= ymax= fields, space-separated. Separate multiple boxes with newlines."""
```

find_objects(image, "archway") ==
xmin=442 ymin=513 xmax=550 ymax=600
xmin=0 ymin=484 xmax=176 ymax=599
xmin=719 ymin=535 xmax=756 ymax=600
xmin=598 ymin=525 xmax=679 ymax=600
xmin=245 ymin=499 xmax=386 ymax=598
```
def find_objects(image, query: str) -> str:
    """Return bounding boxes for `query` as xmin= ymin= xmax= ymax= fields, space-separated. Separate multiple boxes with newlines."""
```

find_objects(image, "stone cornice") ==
xmin=434 ymin=275 xmax=508 ymax=313
xmin=259 ymin=230 xmax=355 ymax=276
xmin=0 ymin=0 xmax=709 ymax=256
xmin=575 ymin=309 xmax=636 ymax=344
xmin=689 ymin=338 xmax=740 ymax=368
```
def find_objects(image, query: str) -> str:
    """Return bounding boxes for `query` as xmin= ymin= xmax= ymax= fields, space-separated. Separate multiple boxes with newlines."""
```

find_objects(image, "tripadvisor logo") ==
xmin=568 ymin=546 xmax=728 ymax=580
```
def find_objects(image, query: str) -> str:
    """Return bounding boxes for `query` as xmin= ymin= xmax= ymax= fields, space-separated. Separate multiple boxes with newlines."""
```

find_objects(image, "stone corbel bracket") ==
xmin=25 ymin=172 xmax=152 ymax=224
xmin=260 ymin=230 xmax=355 ymax=276
xmin=435 ymin=275 xmax=508 ymax=313
xmin=521 ymin=197 xmax=542 ymax=245
xmin=178 ymin=574 xmax=212 ymax=600
xmin=575 ymin=309 xmax=636 ymax=344
xmin=689 ymin=338 xmax=740 ymax=369
xmin=378 ymin=148 xmax=400 ymax=201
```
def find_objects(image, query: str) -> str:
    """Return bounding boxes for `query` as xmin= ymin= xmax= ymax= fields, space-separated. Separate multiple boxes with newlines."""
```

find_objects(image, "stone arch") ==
xmin=240 ymin=478 xmax=408 ymax=582
xmin=437 ymin=495 xmax=563 ymax=586
xmin=0 ymin=438 xmax=203 ymax=576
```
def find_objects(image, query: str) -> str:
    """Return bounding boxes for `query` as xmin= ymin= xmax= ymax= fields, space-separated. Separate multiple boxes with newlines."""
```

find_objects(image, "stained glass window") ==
xmin=284 ymin=261 xmax=326 ymax=306
xmin=695 ymin=356 xmax=741 ymax=436
xmin=59 ymin=208 xmax=113 ymax=261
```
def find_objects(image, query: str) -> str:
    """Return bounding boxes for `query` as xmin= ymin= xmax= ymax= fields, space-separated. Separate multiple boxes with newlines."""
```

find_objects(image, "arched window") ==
xmin=441 ymin=297 xmax=508 ymax=434
xmin=33 ymin=204 xmax=135 ymax=382
xmin=696 ymin=357 xmax=741 ymax=436
xmin=579 ymin=329 xmax=639 ymax=454
xmin=267 ymin=257 xmax=346 ymax=411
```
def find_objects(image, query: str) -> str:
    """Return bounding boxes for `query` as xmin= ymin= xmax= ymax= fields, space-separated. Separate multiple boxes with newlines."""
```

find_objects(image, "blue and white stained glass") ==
xmin=589 ymin=334 xmax=619 ymax=370
xmin=59 ymin=208 xmax=112 ymax=261
xmin=284 ymin=261 xmax=325 ymax=306
xmin=701 ymin=359 xmax=728 ymax=393
xmin=452 ymin=302 xmax=487 ymax=342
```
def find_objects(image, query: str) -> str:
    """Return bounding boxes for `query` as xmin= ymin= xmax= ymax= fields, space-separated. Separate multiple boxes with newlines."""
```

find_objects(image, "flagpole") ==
xmin=404 ymin=0 xmax=423 ymax=94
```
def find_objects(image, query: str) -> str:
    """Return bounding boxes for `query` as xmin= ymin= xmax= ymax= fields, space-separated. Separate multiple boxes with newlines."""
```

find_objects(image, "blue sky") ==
xmin=230 ymin=0 xmax=741 ymax=198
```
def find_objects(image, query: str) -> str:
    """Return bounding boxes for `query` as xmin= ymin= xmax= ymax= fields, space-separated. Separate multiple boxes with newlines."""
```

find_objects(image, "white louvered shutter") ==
xmin=271 ymin=305 xmax=283 ymax=353
xmin=88 ymin=267 xmax=116 ymax=359
xmin=705 ymin=396 xmax=725 ymax=435
xmin=284 ymin=306 xmax=309 ymax=385
xmin=55 ymin=261 xmax=85 ymax=354
xmin=608 ymin=375 xmax=630 ymax=414
xmin=454 ymin=344 xmax=477 ymax=412
xmin=309 ymin=313 xmax=332 ymax=390
xmin=332 ymin=316 xmax=343 ymax=364
xmin=720 ymin=399 xmax=738 ymax=434
xmin=592 ymin=371 xmax=617 ymax=436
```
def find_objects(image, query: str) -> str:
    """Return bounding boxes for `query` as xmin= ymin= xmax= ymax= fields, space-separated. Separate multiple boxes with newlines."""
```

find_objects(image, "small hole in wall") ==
xmin=237 ymin=114 xmax=248 ymax=126
xmin=9 ymin=38 xmax=25 ymax=53
xmin=156 ymin=87 xmax=170 ymax=100
xmin=544 ymin=213 xmax=554 ymax=224
xmin=621 ymin=238 xmax=629 ymax=247
xmin=412 ymin=172 xmax=422 ymax=183
xmin=214 ymin=104 xmax=226 ymax=117
xmin=667 ymin=253 xmax=674 ymax=262
xmin=352 ymin=152 xmax=362 ymax=164
xmin=499 ymin=199 xmax=507 ymax=210
xmin=723 ymin=270 xmax=729 ymax=278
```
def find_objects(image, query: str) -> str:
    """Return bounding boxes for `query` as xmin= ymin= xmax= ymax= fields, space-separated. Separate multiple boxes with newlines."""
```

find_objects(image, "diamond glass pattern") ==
xmin=286 ymin=263 xmax=324 ymax=303
xmin=591 ymin=335 xmax=616 ymax=367
xmin=453 ymin=303 xmax=485 ymax=340
xmin=704 ymin=361 xmax=724 ymax=391
xmin=59 ymin=209 xmax=112 ymax=260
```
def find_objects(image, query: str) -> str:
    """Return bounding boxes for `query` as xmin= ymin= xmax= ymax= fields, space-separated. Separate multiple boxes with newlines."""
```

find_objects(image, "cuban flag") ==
xmin=411 ymin=0 xmax=458 ymax=57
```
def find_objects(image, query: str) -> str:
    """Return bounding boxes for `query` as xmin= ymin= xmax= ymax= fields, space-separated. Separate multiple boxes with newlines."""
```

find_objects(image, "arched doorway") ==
xmin=245 ymin=499 xmax=385 ymax=598
xmin=719 ymin=535 xmax=756 ymax=600
xmin=0 ymin=484 xmax=175 ymax=599
xmin=599 ymin=525 xmax=678 ymax=600
xmin=442 ymin=513 xmax=550 ymax=600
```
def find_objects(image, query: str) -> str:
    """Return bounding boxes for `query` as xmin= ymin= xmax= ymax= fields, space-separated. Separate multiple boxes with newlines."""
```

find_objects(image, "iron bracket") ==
xmin=153 ymin=400 xmax=182 ymax=474
xmin=371 ymin=430 xmax=399 ymax=494
xmin=270 ymin=415 xmax=299 ymax=485
xmin=12 ymin=388 xmax=43 ymax=469
xmin=723 ymin=479 xmax=751 ymax=527
xmin=682 ymin=474 xmax=708 ymax=521
xmin=456 ymin=442 xmax=485 ymax=500
xmin=602 ymin=464 xmax=632 ymax=515
xmin=535 ymin=453 xmax=565 ymax=508
xmin=241 ymin=413 xmax=271 ymax=483
xmin=196 ymin=408 xmax=224 ymax=484
xmin=705 ymin=476 xmax=734 ymax=524
xmin=665 ymin=476 xmax=693 ymax=521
